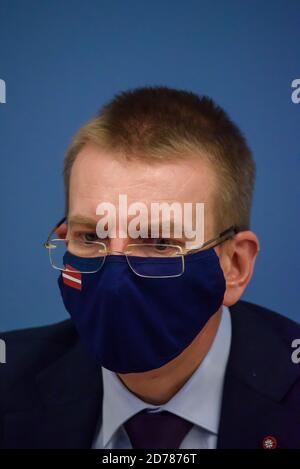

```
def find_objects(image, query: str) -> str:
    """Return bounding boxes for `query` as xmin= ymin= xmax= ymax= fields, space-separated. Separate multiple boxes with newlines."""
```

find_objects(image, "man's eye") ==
xmin=82 ymin=233 xmax=99 ymax=243
xmin=151 ymin=238 xmax=172 ymax=250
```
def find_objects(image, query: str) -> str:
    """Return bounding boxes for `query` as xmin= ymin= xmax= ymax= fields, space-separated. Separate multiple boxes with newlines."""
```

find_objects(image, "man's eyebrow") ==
xmin=68 ymin=215 xmax=97 ymax=228
xmin=147 ymin=219 xmax=191 ymax=237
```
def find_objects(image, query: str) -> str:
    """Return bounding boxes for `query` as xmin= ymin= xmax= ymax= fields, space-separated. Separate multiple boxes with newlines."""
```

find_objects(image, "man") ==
xmin=1 ymin=87 xmax=299 ymax=449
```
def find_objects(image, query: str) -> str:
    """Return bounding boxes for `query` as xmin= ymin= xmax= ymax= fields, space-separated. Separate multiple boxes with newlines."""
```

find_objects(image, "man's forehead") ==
xmin=69 ymin=144 xmax=216 ymax=210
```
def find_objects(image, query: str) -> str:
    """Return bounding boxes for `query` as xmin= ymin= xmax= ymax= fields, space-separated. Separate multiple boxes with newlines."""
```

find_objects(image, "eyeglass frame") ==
xmin=43 ymin=216 xmax=239 ymax=278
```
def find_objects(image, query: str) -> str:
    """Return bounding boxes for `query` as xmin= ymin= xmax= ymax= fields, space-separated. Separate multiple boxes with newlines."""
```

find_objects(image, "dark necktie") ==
xmin=124 ymin=410 xmax=193 ymax=449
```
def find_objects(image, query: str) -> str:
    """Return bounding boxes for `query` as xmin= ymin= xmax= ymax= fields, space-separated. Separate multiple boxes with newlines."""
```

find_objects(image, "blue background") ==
xmin=0 ymin=0 xmax=299 ymax=331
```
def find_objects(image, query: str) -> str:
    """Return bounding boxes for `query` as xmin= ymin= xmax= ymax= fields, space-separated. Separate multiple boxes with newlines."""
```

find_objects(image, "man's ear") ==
xmin=217 ymin=230 xmax=260 ymax=307
xmin=55 ymin=222 xmax=68 ymax=239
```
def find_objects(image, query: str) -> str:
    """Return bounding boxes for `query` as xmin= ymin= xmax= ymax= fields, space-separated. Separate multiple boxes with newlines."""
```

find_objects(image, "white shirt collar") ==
xmin=101 ymin=306 xmax=232 ymax=447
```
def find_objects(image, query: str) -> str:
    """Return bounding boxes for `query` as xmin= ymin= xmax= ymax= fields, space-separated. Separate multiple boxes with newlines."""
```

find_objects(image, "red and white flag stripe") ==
xmin=62 ymin=264 xmax=82 ymax=290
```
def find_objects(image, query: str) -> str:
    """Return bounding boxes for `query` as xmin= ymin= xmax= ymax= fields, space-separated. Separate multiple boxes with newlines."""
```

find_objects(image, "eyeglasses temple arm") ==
xmin=185 ymin=225 xmax=239 ymax=254
xmin=43 ymin=216 xmax=67 ymax=248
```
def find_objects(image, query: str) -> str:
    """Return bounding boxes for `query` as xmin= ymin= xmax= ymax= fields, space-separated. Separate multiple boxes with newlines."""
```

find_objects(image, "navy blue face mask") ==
xmin=58 ymin=248 xmax=226 ymax=373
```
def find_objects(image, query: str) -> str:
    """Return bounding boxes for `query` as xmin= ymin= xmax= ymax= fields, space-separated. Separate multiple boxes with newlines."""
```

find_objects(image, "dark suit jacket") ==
xmin=0 ymin=300 xmax=300 ymax=449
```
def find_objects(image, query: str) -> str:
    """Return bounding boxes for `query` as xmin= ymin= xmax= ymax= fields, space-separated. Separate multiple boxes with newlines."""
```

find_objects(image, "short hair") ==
xmin=64 ymin=86 xmax=255 ymax=232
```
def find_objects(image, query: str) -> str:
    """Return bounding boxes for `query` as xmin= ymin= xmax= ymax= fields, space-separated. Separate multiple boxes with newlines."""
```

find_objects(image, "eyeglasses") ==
xmin=44 ymin=216 xmax=239 ymax=278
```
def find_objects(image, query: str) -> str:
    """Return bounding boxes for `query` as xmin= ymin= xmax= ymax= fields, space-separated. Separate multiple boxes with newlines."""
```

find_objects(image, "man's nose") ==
xmin=107 ymin=237 xmax=130 ymax=254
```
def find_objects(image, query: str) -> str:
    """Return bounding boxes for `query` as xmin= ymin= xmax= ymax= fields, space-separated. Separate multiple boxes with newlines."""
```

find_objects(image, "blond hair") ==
xmin=64 ymin=86 xmax=255 ymax=231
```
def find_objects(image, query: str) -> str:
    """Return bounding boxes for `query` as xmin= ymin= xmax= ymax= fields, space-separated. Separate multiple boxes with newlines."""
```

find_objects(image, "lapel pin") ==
xmin=262 ymin=436 xmax=277 ymax=449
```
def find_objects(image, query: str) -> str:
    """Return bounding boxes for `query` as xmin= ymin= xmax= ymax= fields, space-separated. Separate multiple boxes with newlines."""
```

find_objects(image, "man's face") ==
xmin=68 ymin=144 xmax=218 ymax=248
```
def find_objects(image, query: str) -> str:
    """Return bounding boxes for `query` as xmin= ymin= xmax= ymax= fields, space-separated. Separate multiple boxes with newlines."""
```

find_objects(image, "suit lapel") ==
xmin=4 ymin=340 xmax=102 ymax=448
xmin=217 ymin=370 xmax=300 ymax=448
xmin=217 ymin=302 xmax=300 ymax=448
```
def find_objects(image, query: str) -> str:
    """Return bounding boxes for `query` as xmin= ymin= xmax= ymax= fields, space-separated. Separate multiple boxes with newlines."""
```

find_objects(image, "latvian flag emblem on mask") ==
xmin=62 ymin=264 xmax=82 ymax=290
